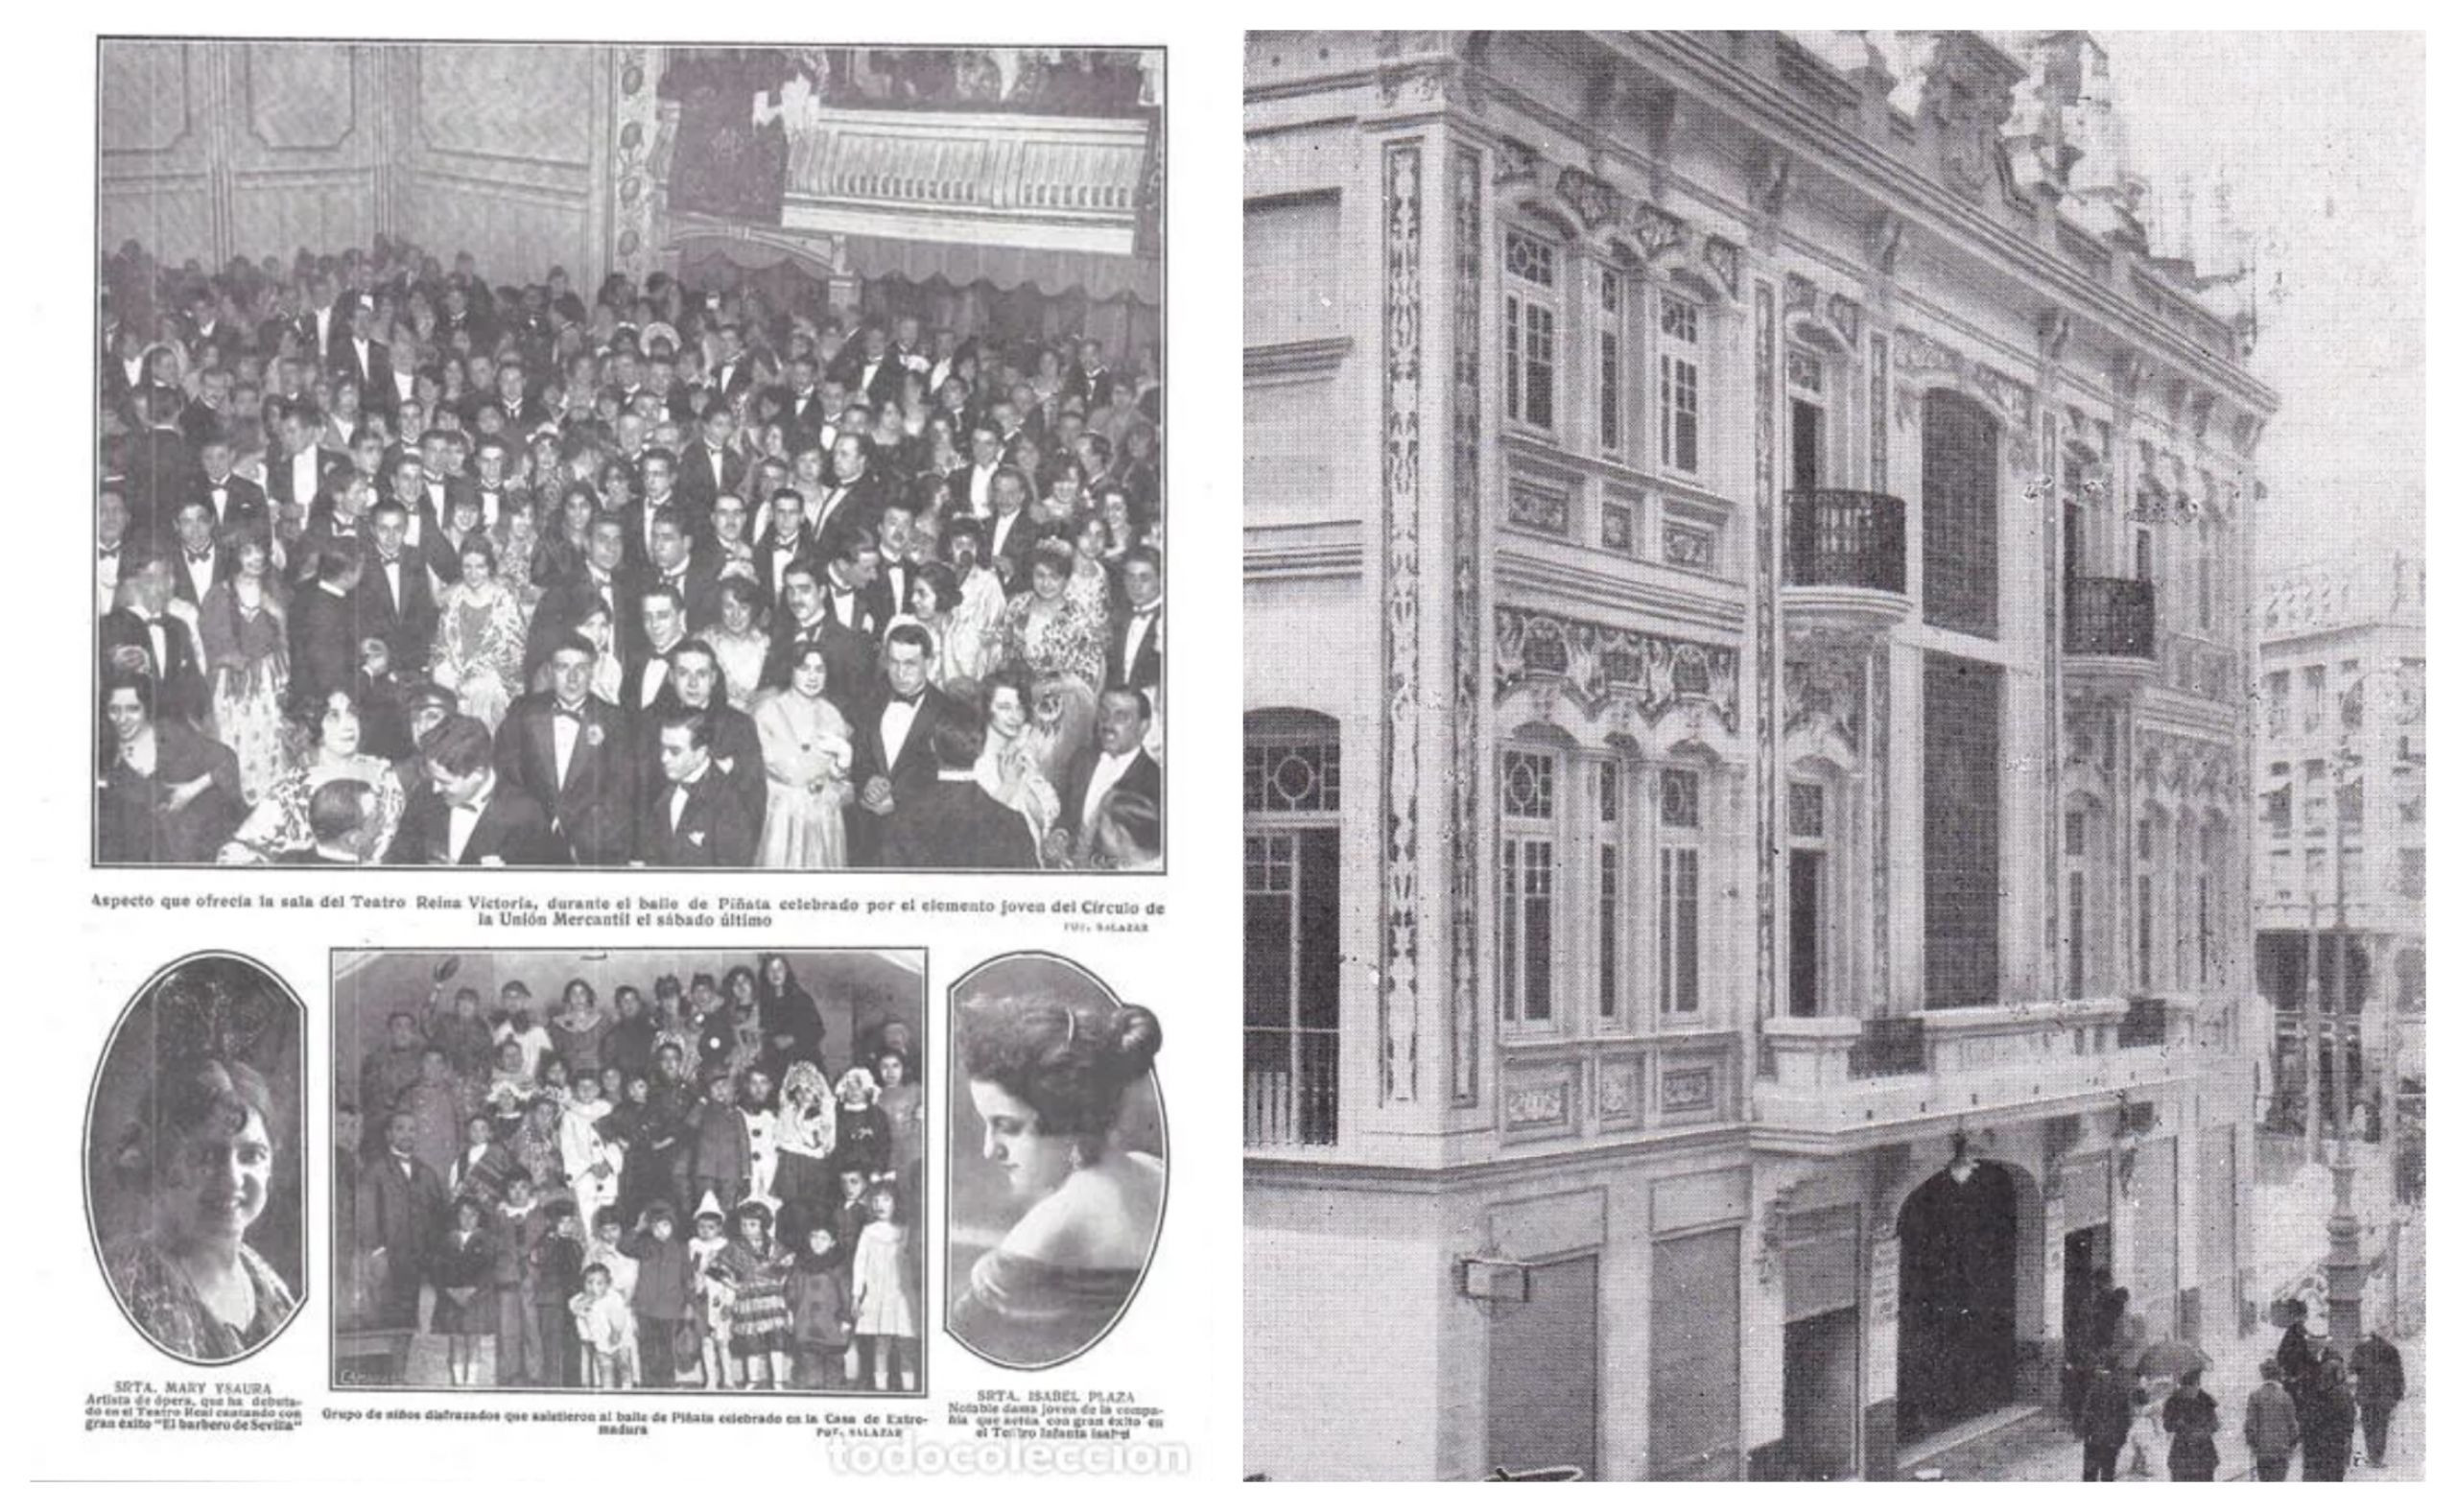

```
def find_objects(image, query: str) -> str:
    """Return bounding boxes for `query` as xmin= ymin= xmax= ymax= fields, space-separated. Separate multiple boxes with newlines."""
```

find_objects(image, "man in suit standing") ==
xmin=625 ymin=583 xmax=693 ymax=718
xmin=332 ymin=303 xmax=394 ymax=418
xmin=387 ymin=714 xmax=567 ymax=866
xmin=766 ymin=561 xmax=877 ymax=714
xmin=642 ymin=510 xmax=720 ymax=631
xmin=981 ymin=467 xmax=1041 ymax=589
xmin=287 ymin=541 xmax=365 ymax=715
xmin=809 ymin=433 xmax=888 ymax=555
xmin=497 ymin=635 xmax=636 ymax=865
xmin=1051 ymin=687 xmax=1165 ymax=868
xmin=355 ymin=499 xmax=437 ymax=676
xmin=361 ymin=1109 xmax=448 ymax=1331
xmin=949 ymin=423 xmax=1008 ymax=520
xmin=268 ymin=402 xmax=346 ymax=532
xmin=527 ymin=514 xmax=636 ymax=684
xmin=120 ymin=387 xmax=195 ymax=537
xmin=299 ymin=270 xmax=347 ymax=370
xmin=676 ymin=405 xmax=747 ymax=523
xmin=645 ymin=640 xmax=766 ymax=841
xmin=640 ymin=709 xmax=756 ymax=867
xmin=1109 ymin=547 xmax=1165 ymax=698
xmin=850 ymin=624 xmax=958 ymax=867
xmin=878 ymin=708 xmax=1037 ymax=869
xmin=191 ymin=434 xmax=270 ymax=546
xmin=162 ymin=501 xmax=226 ymax=609
xmin=100 ymin=549 xmax=210 ymax=727
xmin=817 ymin=529 xmax=886 ymax=641
xmin=754 ymin=489 xmax=817 ymax=608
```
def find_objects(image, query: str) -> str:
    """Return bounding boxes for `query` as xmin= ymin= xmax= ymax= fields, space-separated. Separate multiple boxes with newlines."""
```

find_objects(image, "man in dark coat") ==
xmin=850 ymin=624 xmax=959 ymax=866
xmin=99 ymin=550 xmax=210 ymax=727
xmin=639 ymin=709 xmax=757 ymax=867
xmin=879 ymin=708 xmax=1037 ymax=870
xmin=387 ymin=715 xmax=568 ymax=866
xmin=1053 ymin=686 xmax=1164 ymax=866
xmin=496 ymin=636 xmax=636 ymax=865
xmin=2079 ymin=1357 xmax=2134 ymax=1481
xmin=2350 ymin=1330 xmax=2406 ymax=1468
xmin=362 ymin=1109 xmax=449 ymax=1331
xmin=2301 ymin=1355 xmax=2357 ymax=1479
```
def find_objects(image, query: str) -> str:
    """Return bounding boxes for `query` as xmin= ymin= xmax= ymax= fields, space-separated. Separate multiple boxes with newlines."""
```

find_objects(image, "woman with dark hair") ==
xmin=196 ymin=528 xmax=289 ymax=804
xmin=433 ymin=532 xmax=525 ymax=730
xmin=98 ymin=675 xmax=246 ymax=865
xmin=756 ymin=954 xmax=825 ymax=1077
xmin=950 ymin=992 xmax=1163 ymax=1366
xmin=986 ymin=542 xmax=1105 ymax=772
xmin=752 ymin=641 xmax=853 ymax=870
xmin=705 ymin=575 xmax=771 ymax=710
xmin=220 ymin=687 xmax=405 ymax=863
xmin=100 ymin=1051 xmax=297 ymax=1362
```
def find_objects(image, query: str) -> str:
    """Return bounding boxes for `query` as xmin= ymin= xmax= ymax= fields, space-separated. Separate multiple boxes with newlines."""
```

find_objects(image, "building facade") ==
xmin=2253 ymin=552 xmax=2426 ymax=1132
xmin=1243 ymin=31 xmax=2276 ymax=1480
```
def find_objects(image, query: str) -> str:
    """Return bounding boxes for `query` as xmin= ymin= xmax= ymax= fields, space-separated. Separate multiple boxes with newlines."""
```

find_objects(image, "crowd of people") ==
xmin=2066 ymin=1283 xmax=2408 ymax=1481
xmin=95 ymin=235 xmax=1165 ymax=871
xmin=337 ymin=955 xmax=927 ymax=1392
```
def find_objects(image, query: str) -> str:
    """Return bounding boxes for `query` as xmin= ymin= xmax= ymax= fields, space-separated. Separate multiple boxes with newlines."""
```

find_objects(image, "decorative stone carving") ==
xmin=1745 ymin=143 xmax=1792 ymax=242
xmin=1555 ymin=163 xmax=1624 ymax=231
xmin=1784 ymin=647 xmax=1865 ymax=752
xmin=1632 ymin=201 xmax=1685 ymax=260
xmin=1866 ymin=207 xmax=1908 ymax=278
xmin=1826 ymin=292 xmax=1864 ymax=348
xmin=1894 ymin=325 xmax=1965 ymax=377
xmin=1703 ymin=234 xmax=1741 ymax=297
xmin=1494 ymin=606 xmax=1741 ymax=731
xmin=1492 ymin=134 xmax=1537 ymax=187
xmin=1976 ymin=365 xmax=2036 ymax=434
xmin=1381 ymin=141 xmax=1425 ymax=1105
xmin=2038 ymin=307 xmax=2073 ymax=364
xmin=1784 ymin=271 xmax=1819 ymax=318
xmin=1451 ymin=145 xmax=1484 ymax=1111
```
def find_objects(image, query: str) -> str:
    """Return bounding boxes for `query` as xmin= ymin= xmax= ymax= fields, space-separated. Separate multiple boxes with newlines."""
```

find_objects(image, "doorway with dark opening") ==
xmin=1897 ymin=1159 xmax=2019 ymax=1444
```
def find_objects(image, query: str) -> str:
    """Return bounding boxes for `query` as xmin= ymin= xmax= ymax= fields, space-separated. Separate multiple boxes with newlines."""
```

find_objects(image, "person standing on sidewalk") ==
xmin=2350 ymin=1330 xmax=2406 ymax=1468
xmin=2080 ymin=1356 xmax=2135 ymax=1481
xmin=2161 ymin=1365 xmax=2221 ymax=1481
xmin=2301 ymin=1356 xmax=2358 ymax=1480
xmin=2243 ymin=1358 xmax=2301 ymax=1481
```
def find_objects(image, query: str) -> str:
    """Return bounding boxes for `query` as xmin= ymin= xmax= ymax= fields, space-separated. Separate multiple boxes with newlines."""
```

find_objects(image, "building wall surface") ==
xmin=1245 ymin=30 xmax=2272 ymax=1480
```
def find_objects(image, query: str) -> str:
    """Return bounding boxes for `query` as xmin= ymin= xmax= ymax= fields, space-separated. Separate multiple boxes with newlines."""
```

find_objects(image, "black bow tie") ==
xmin=100 ymin=543 xmax=120 ymax=559
xmin=378 ymin=553 xmax=401 ymax=566
xmin=186 ymin=549 xmax=213 ymax=564
xmin=886 ymin=690 xmax=924 ymax=708
xmin=555 ymin=707 xmax=585 ymax=724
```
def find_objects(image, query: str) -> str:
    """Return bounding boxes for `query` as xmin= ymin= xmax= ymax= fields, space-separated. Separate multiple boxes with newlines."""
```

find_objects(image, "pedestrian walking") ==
xmin=2161 ymin=1366 xmax=2221 ymax=1481
xmin=2080 ymin=1356 xmax=2134 ymax=1482
xmin=2243 ymin=1358 xmax=2301 ymax=1482
xmin=2301 ymin=1355 xmax=2357 ymax=1480
xmin=2276 ymin=1298 xmax=2320 ymax=1418
xmin=2350 ymin=1329 xmax=2406 ymax=1468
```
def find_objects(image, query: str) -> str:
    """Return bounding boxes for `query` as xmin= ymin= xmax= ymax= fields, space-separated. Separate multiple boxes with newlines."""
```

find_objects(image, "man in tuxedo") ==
xmin=643 ymin=510 xmax=720 ymax=631
xmin=640 ymin=709 xmax=757 ymax=867
xmin=491 ymin=358 xmax=545 ymax=438
xmin=981 ymin=467 xmax=1041 ymax=587
xmin=707 ymin=323 xmax=757 ymax=407
xmin=950 ymin=422 xmax=1007 ymax=518
xmin=332 ymin=305 xmax=394 ymax=416
xmin=178 ymin=367 xmax=235 ymax=450
xmin=269 ymin=402 xmax=345 ymax=528
xmin=1110 ymin=547 xmax=1165 ymax=696
xmin=628 ymin=448 xmax=697 ymax=564
xmin=817 ymin=530 xmax=886 ymax=641
xmin=97 ymin=483 xmax=132 ymax=619
xmin=766 ymin=560 xmax=876 ymax=711
xmin=191 ymin=435 xmax=270 ymax=546
xmin=464 ymin=436 xmax=523 ymax=533
xmin=120 ymin=387 xmax=195 ymax=537
xmin=779 ymin=357 xmax=829 ymax=456
xmin=1052 ymin=686 xmax=1165 ymax=868
xmin=163 ymin=501 xmax=226 ymax=609
xmin=839 ymin=322 xmax=900 ymax=408
xmin=808 ymin=433 xmax=886 ymax=554
xmin=277 ymin=778 xmax=380 ymax=864
xmin=649 ymin=640 xmax=766 ymax=839
xmin=677 ymin=404 xmax=747 ymax=523
xmin=526 ymin=515 xmax=636 ymax=683
xmin=496 ymin=635 xmax=636 ymax=865
xmin=871 ymin=502 xmax=922 ymax=625
xmin=287 ymin=540 xmax=366 ymax=714
xmin=1066 ymin=336 xmax=1119 ymax=412
xmin=625 ymin=583 xmax=692 ymax=716
xmin=299 ymin=270 xmax=346 ymax=369
xmin=387 ymin=714 xmax=567 ymax=866
xmin=354 ymin=499 xmax=437 ymax=675
xmin=850 ymin=624 xmax=958 ymax=867
xmin=100 ymin=550 xmax=209 ymax=726
xmin=415 ymin=429 xmax=476 ymax=538
xmin=878 ymin=707 xmax=1037 ymax=870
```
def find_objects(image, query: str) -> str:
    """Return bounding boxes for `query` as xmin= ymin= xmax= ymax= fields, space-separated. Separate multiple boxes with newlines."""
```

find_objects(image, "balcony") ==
xmin=2064 ymin=576 xmax=2158 ymax=687
xmin=1756 ymin=997 xmax=2200 ymax=1151
xmin=1245 ymin=1028 xmax=1338 ymax=1148
xmin=1782 ymin=488 xmax=1910 ymax=635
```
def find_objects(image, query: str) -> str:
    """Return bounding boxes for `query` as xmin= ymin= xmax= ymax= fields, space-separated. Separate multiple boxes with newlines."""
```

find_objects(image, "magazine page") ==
xmin=30 ymin=9 xmax=1237 ymax=1487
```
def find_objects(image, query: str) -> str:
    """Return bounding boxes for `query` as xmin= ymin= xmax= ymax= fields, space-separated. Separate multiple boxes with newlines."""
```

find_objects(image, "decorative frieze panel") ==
xmin=1597 ymin=1055 xmax=1644 ymax=1128
xmin=1452 ymin=143 xmax=1485 ymax=1110
xmin=1494 ymin=607 xmax=1741 ymax=730
xmin=1381 ymin=140 xmax=1425 ymax=1106
xmin=1783 ymin=648 xmax=1866 ymax=753
xmin=1500 ymin=1059 xmax=1579 ymax=1139
xmin=1661 ymin=1060 xmax=1720 ymax=1119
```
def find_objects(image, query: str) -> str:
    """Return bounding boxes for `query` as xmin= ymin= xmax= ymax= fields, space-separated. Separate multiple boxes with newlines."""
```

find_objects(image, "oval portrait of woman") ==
xmin=84 ymin=952 xmax=306 ymax=1366
xmin=947 ymin=954 xmax=1166 ymax=1369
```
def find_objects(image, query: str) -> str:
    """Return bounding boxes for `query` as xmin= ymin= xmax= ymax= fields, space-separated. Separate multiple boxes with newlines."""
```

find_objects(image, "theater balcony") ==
xmin=2063 ymin=574 xmax=2159 ymax=689
xmin=775 ymin=105 xmax=1156 ymax=262
xmin=1781 ymin=488 xmax=1910 ymax=637
xmin=1754 ymin=996 xmax=2201 ymax=1153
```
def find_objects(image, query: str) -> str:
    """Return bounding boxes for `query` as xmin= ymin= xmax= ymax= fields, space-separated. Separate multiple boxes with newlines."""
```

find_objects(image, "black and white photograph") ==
xmin=85 ymin=951 xmax=307 ymax=1367
xmin=1242 ymin=30 xmax=2422 ymax=1481
xmin=331 ymin=947 xmax=927 ymax=1394
xmin=949 ymin=953 xmax=1166 ymax=1369
xmin=94 ymin=38 xmax=1166 ymax=872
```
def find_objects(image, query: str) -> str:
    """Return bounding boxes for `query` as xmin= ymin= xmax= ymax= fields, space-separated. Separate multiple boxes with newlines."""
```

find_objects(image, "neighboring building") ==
xmin=2252 ymin=551 xmax=2426 ymax=1123
xmin=1244 ymin=31 xmax=2276 ymax=1480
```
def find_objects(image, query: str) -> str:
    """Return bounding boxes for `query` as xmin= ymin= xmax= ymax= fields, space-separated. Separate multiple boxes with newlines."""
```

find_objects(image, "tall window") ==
xmin=1787 ymin=778 xmax=1830 ymax=1016
xmin=1921 ymin=390 xmax=2000 ymax=637
xmin=2064 ymin=806 xmax=2092 ymax=998
xmin=1598 ymin=271 xmax=1625 ymax=456
xmin=2302 ymin=665 xmax=2326 ymax=733
xmin=1924 ymin=654 xmax=2001 ymax=1007
xmin=1597 ymin=760 xmax=1623 ymax=1022
xmin=1244 ymin=713 xmax=1341 ymax=1146
xmin=1504 ymin=228 xmax=1559 ymax=432
xmin=1659 ymin=768 xmax=1703 ymax=1016
xmin=2264 ymin=671 xmax=2290 ymax=738
xmin=2196 ymin=523 xmax=2215 ymax=632
xmin=1500 ymin=748 xmax=1559 ymax=1026
xmin=1658 ymin=293 xmax=1701 ymax=475
xmin=1787 ymin=348 xmax=1826 ymax=494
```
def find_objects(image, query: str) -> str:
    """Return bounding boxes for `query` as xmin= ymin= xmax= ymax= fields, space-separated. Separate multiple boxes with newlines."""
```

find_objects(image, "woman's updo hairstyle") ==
xmin=113 ymin=1056 xmax=278 ymax=1194
xmin=957 ymin=993 xmax=1161 ymax=1139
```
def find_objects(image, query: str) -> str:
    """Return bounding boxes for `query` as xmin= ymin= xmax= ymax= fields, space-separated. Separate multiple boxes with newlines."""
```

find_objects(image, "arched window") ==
xmin=1922 ymin=390 xmax=1999 ymax=637
xmin=1244 ymin=709 xmax=1340 ymax=1147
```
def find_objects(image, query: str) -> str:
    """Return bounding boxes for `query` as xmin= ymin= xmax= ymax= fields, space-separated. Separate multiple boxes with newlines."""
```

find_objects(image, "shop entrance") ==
xmin=1487 ymin=1255 xmax=1598 ymax=1479
xmin=1781 ymin=1307 xmax=1860 ymax=1478
xmin=1897 ymin=1160 xmax=2019 ymax=1443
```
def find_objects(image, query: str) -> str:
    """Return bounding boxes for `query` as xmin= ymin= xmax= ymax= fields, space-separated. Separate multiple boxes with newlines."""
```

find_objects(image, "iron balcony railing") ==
xmin=1848 ymin=1015 xmax=1929 ymax=1077
xmin=1783 ymin=487 xmax=1907 ymax=595
xmin=2065 ymin=576 xmax=2158 ymax=657
xmin=1245 ymin=1028 xmax=1338 ymax=1146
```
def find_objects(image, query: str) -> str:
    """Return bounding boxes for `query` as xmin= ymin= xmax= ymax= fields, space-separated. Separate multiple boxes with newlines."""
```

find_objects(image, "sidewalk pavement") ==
xmin=1925 ymin=1330 xmax=2421 ymax=1481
